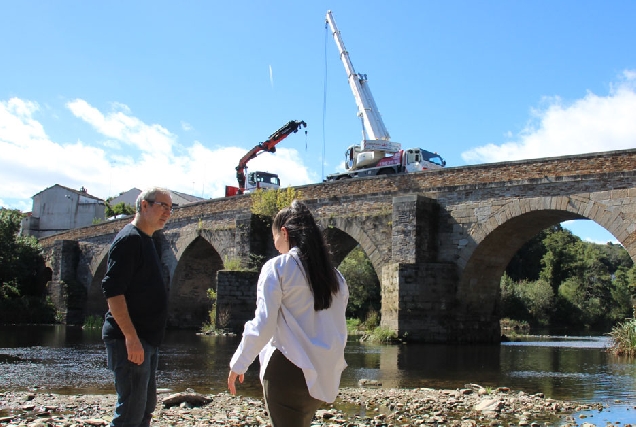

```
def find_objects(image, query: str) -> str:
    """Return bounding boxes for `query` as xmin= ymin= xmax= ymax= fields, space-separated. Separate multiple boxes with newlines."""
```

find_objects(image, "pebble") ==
xmin=0 ymin=385 xmax=614 ymax=427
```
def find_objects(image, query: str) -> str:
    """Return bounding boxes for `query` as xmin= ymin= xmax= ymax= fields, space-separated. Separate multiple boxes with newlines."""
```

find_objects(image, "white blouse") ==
xmin=229 ymin=247 xmax=349 ymax=403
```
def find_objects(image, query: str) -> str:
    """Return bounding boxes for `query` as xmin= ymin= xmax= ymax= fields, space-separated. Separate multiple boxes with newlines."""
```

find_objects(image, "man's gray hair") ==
xmin=136 ymin=187 xmax=171 ymax=212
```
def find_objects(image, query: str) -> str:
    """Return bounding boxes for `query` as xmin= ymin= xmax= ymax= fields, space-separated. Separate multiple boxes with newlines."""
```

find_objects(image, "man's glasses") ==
xmin=147 ymin=200 xmax=173 ymax=213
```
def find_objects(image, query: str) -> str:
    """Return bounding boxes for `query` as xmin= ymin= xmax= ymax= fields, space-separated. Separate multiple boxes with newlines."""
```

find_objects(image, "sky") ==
xmin=1 ymin=1 xmax=635 ymax=245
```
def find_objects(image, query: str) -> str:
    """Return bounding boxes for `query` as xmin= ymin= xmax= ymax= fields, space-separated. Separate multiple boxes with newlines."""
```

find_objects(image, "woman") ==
xmin=228 ymin=200 xmax=349 ymax=427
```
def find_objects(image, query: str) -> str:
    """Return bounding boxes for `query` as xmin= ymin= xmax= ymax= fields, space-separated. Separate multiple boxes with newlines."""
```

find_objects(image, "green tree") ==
xmin=539 ymin=226 xmax=580 ymax=292
xmin=610 ymin=266 xmax=633 ymax=321
xmin=506 ymin=229 xmax=549 ymax=282
xmin=0 ymin=208 xmax=54 ymax=323
xmin=0 ymin=209 xmax=44 ymax=298
xmin=250 ymin=187 xmax=301 ymax=219
xmin=105 ymin=201 xmax=135 ymax=218
xmin=505 ymin=224 xmax=636 ymax=330
xmin=338 ymin=245 xmax=380 ymax=320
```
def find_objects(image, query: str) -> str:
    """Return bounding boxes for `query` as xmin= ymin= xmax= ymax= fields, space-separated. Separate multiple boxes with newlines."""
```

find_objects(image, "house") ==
xmin=20 ymin=184 xmax=106 ymax=238
xmin=108 ymin=188 xmax=205 ymax=210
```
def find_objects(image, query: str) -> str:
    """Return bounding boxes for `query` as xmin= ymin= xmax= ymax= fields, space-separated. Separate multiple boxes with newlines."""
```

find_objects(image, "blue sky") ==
xmin=2 ymin=1 xmax=635 ymax=245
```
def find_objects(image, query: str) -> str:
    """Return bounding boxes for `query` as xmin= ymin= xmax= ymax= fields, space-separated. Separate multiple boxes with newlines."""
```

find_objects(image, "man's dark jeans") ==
xmin=105 ymin=338 xmax=159 ymax=427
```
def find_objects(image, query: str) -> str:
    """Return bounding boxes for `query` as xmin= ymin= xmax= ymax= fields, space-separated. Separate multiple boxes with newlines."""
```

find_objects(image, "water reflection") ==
xmin=0 ymin=325 xmax=633 ymax=404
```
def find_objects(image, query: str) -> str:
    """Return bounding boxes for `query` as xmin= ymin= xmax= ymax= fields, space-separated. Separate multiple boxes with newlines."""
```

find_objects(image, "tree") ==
xmin=0 ymin=209 xmax=44 ymax=298
xmin=610 ymin=266 xmax=633 ymax=321
xmin=105 ymin=201 xmax=135 ymax=218
xmin=250 ymin=187 xmax=302 ymax=219
xmin=504 ymin=224 xmax=636 ymax=331
xmin=539 ymin=226 xmax=580 ymax=292
xmin=0 ymin=208 xmax=54 ymax=323
xmin=506 ymin=229 xmax=549 ymax=282
xmin=338 ymin=245 xmax=381 ymax=320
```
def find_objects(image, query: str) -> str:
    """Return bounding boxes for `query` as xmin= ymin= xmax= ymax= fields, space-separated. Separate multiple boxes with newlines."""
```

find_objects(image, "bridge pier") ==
xmin=384 ymin=194 xmax=500 ymax=343
xmin=46 ymin=240 xmax=85 ymax=325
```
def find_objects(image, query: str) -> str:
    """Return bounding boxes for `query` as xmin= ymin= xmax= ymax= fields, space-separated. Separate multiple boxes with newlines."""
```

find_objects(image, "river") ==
xmin=1 ymin=325 xmax=634 ymax=425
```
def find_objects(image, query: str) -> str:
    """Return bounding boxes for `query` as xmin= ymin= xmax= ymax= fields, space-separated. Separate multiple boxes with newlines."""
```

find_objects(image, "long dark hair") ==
xmin=272 ymin=200 xmax=340 ymax=310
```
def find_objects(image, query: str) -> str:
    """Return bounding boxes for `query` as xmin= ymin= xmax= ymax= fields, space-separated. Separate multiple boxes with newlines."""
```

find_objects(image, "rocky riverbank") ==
xmin=0 ymin=385 xmax=619 ymax=427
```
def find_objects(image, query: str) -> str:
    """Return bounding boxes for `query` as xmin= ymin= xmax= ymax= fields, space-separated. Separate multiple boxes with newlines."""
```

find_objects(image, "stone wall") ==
xmin=215 ymin=270 xmax=259 ymax=333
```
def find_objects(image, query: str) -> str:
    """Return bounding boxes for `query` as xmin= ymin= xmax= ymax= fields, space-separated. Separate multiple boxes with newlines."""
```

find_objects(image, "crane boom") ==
xmin=326 ymin=10 xmax=399 ymax=152
xmin=227 ymin=119 xmax=307 ymax=196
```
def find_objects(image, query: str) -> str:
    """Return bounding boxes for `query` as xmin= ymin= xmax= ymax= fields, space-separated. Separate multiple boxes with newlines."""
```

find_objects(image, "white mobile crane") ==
xmin=324 ymin=10 xmax=445 ymax=182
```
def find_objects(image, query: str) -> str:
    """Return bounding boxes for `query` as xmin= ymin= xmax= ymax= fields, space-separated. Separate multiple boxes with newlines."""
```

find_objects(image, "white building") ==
xmin=20 ymin=184 xmax=106 ymax=238
xmin=109 ymin=188 xmax=205 ymax=210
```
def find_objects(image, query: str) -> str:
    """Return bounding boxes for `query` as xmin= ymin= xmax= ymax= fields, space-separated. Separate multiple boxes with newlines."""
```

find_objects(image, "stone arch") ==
xmin=85 ymin=250 xmax=110 ymax=318
xmin=170 ymin=228 xmax=236 ymax=270
xmin=169 ymin=233 xmax=224 ymax=328
xmin=457 ymin=196 xmax=635 ymax=321
xmin=317 ymin=216 xmax=390 ymax=277
xmin=82 ymin=245 xmax=111 ymax=318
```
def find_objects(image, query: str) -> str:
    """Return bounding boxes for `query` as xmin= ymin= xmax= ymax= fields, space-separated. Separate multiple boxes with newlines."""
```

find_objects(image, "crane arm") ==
xmin=235 ymin=120 xmax=307 ymax=192
xmin=326 ymin=10 xmax=394 ymax=147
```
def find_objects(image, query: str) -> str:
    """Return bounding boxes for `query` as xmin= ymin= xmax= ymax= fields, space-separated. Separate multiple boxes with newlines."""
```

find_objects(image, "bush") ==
xmin=250 ymin=187 xmax=301 ymax=219
xmin=83 ymin=314 xmax=103 ymax=330
xmin=362 ymin=309 xmax=380 ymax=330
xmin=346 ymin=318 xmax=362 ymax=334
xmin=609 ymin=316 xmax=636 ymax=357
xmin=201 ymin=288 xmax=219 ymax=334
xmin=0 ymin=296 xmax=56 ymax=324
xmin=363 ymin=326 xmax=398 ymax=343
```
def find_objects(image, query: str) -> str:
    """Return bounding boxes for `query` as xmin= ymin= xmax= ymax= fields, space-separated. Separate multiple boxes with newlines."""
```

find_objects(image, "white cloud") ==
xmin=462 ymin=70 xmax=636 ymax=164
xmin=269 ymin=65 xmax=274 ymax=87
xmin=181 ymin=121 xmax=193 ymax=132
xmin=1 ymin=97 xmax=314 ymax=210
xmin=66 ymin=99 xmax=175 ymax=155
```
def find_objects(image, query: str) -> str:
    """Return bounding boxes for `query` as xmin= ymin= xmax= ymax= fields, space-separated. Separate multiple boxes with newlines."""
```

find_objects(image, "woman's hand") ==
xmin=227 ymin=370 xmax=244 ymax=395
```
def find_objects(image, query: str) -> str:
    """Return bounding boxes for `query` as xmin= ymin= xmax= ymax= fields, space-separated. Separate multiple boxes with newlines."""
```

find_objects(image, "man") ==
xmin=102 ymin=187 xmax=172 ymax=427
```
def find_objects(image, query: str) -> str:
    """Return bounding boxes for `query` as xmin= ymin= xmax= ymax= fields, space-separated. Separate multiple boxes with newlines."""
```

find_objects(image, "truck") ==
xmin=224 ymin=120 xmax=307 ymax=197
xmin=324 ymin=10 xmax=445 ymax=182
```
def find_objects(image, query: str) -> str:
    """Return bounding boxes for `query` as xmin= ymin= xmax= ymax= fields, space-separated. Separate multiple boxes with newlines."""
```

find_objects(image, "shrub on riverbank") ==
xmin=609 ymin=315 xmax=636 ymax=356
xmin=0 ymin=295 xmax=56 ymax=324
xmin=82 ymin=314 xmax=103 ymax=329
xmin=361 ymin=326 xmax=399 ymax=343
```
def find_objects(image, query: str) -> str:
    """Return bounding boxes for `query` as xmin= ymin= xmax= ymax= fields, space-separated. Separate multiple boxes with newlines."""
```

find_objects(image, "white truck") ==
xmin=324 ymin=10 xmax=445 ymax=182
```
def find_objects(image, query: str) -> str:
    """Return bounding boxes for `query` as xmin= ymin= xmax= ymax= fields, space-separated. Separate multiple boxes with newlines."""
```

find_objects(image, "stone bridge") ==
xmin=39 ymin=148 xmax=636 ymax=343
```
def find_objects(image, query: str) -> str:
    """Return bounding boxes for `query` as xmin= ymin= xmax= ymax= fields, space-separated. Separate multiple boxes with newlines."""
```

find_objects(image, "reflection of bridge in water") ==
xmin=40 ymin=149 xmax=636 ymax=343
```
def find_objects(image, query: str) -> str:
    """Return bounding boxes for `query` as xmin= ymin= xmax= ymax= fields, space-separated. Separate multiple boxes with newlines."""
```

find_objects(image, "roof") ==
xmin=109 ymin=188 xmax=205 ymax=207
xmin=32 ymin=184 xmax=104 ymax=202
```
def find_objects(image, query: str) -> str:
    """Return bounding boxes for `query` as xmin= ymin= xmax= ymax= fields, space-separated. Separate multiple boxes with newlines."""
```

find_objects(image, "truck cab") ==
xmin=245 ymin=171 xmax=281 ymax=192
xmin=402 ymin=148 xmax=446 ymax=173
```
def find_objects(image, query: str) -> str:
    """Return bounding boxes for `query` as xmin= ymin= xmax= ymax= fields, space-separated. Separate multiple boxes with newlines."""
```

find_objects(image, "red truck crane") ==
xmin=224 ymin=120 xmax=307 ymax=197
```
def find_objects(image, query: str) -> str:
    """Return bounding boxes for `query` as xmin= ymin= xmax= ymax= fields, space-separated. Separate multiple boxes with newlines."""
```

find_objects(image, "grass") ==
xmin=609 ymin=317 xmax=636 ymax=357
xmin=82 ymin=314 xmax=103 ymax=330
xmin=365 ymin=326 xmax=399 ymax=343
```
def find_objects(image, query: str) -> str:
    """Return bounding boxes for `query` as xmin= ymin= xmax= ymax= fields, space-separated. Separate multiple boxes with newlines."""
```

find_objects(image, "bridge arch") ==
xmin=457 ymin=196 xmax=634 ymax=319
xmin=85 ymin=247 xmax=110 ymax=318
xmin=168 ymin=230 xmax=226 ymax=328
xmin=317 ymin=216 xmax=391 ymax=277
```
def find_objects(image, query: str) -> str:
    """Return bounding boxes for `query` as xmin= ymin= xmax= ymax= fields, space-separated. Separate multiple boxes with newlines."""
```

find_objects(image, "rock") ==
xmin=162 ymin=392 xmax=212 ymax=408
xmin=474 ymin=398 xmax=503 ymax=412
xmin=84 ymin=419 xmax=109 ymax=426
xmin=358 ymin=379 xmax=382 ymax=387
